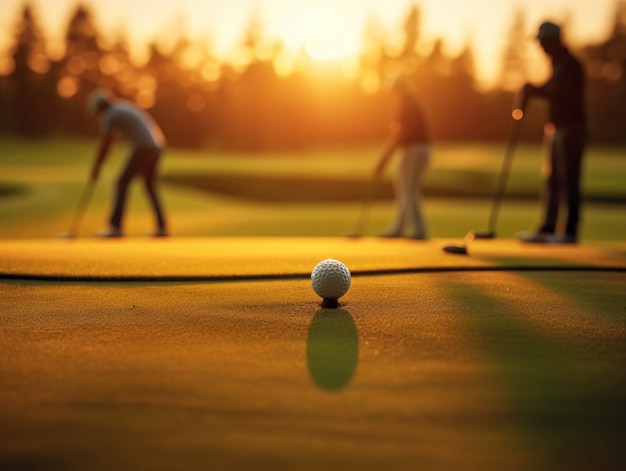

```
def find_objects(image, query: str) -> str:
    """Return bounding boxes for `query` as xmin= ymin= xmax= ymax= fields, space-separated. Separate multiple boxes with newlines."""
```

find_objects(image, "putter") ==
xmin=442 ymin=231 xmax=475 ymax=255
xmin=443 ymin=102 xmax=524 ymax=254
xmin=348 ymin=176 xmax=380 ymax=238
xmin=56 ymin=179 xmax=96 ymax=239
xmin=474 ymin=114 xmax=523 ymax=239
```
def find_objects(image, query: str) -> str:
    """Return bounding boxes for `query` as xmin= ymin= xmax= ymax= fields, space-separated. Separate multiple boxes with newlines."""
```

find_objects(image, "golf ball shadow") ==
xmin=306 ymin=308 xmax=358 ymax=392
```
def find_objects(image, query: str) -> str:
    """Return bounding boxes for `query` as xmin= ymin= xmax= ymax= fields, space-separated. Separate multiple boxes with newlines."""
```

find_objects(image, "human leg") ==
xmin=562 ymin=125 xmax=587 ymax=238
xmin=139 ymin=148 xmax=168 ymax=235
xmin=405 ymin=145 xmax=430 ymax=239
xmin=523 ymin=125 xmax=585 ymax=244
xmin=383 ymin=149 xmax=411 ymax=237
xmin=109 ymin=151 xmax=143 ymax=233
xmin=539 ymin=129 xmax=564 ymax=234
xmin=518 ymin=128 xmax=561 ymax=243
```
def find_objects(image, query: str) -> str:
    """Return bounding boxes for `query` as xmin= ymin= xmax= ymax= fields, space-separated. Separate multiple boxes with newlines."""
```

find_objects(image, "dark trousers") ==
xmin=539 ymin=124 xmax=587 ymax=237
xmin=110 ymin=147 xmax=166 ymax=231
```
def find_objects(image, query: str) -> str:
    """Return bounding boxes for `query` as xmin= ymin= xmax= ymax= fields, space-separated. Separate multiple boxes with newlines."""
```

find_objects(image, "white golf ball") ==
xmin=311 ymin=259 xmax=351 ymax=300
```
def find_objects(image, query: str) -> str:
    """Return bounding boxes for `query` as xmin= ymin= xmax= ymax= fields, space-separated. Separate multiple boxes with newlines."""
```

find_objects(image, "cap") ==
xmin=536 ymin=21 xmax=560 ymax=41
xmin=86 ymin=88 xmax=113 ymax=115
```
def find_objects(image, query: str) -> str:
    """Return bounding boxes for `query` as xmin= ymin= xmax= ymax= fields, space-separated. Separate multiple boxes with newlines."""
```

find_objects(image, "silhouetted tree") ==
xmin=59 ymin=4 xmax=105 ymax=134
xmin=6 ymin=3 xmax=51 ymax=135
xmin=499 ymin=9 xmax=529 ymax=91
xmin=582 ymin=0 xmax=626 ymax=142
xmin=401 ymin=5 xmax=421 ymax=60
xmin=143 ymin=38 xmax=217 ymax=147
xmin=359 ymin=13 xmax=387 ymax=88
xmin=65 ymin=5 xmax=101 ymax=57
xmin=2 ymin=0 xmax=624 ymax=146
xmin=422 ymin=38 xmax=448 ymax=77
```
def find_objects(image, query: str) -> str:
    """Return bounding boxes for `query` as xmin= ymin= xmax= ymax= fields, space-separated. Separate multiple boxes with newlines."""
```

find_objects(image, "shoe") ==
xmin=545 ymin=233 xmax=577 ymax=244
xmin=96 ymin=227 xmax=123 ymax=238
xmin=151 ymin=228 xmax=169 ymax=238
xmin=517 ymin=231 xmax=551 ymax=243
xmin=378 ymin=233 xmax=402 ymax=239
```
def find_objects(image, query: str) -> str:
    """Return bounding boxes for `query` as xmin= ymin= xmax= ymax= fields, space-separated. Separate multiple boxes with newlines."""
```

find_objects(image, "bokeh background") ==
xmin=1 ymin=0 xmax=625 ymax=147
xmin=0 ymin=0 xmax=624 ymax=239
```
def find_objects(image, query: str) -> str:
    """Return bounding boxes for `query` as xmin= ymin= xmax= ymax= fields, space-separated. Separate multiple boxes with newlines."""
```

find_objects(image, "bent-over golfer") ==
xmin=374 ymin=77 xmax=431 ymax=240
xmin=518 ymin=22 xmax=587 ymax=244
xmin=87 ymin=89 xmax=168 ymax=238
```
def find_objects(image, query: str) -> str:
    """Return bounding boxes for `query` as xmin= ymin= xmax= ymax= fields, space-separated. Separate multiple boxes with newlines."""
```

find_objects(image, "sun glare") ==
xmin=283 ymin=4 xmax=359 ymax=61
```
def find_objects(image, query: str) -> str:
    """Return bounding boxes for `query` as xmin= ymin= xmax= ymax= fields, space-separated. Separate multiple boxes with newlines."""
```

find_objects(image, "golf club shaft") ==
xmin=68 ymin=179 xmax=95 ymax=236
xmin=486 ymin=116 xmax=523 ymax=234
xmin=353 ymin=177 xmax=379 ymax=236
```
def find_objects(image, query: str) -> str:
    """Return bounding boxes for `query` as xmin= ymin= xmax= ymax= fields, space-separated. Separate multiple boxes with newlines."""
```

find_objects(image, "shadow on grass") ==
xmin=0 ymin=182 xmax=27 ymax=198
xmin=162 ymin=171 xmax=626 ymax=204
xmin=163 ymin=173 xmax=393 ymax=203
xmin=307 ymin=308 xmax=358 ymax=391
xmin=161 ymin=171 xmax=513 ymax=203
xmin=450 ymin=281 xmax=626 ymax=468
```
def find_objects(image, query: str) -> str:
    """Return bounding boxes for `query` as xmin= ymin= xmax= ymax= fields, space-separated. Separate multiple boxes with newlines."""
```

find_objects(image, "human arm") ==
xmin=521 ymin=56 xmax=581 ymax=104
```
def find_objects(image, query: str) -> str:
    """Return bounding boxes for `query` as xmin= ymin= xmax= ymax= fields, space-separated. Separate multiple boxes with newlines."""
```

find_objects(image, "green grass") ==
xmin=0 ymin=135 xmax=624 ymax=240
xmin=2 ymin=272 xmax=625 ymax=469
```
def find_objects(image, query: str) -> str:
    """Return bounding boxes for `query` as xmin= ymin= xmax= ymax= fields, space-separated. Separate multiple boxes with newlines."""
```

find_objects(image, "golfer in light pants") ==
xmin=375 ymin=78 xmax=431 ymax=240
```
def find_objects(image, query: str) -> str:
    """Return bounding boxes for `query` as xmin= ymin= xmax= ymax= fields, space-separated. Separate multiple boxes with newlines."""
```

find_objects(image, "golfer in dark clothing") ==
xmin=87 ymin=89 xmax=168 ymax=238
xmin=518 ymin=21 xmax=588 ymax=244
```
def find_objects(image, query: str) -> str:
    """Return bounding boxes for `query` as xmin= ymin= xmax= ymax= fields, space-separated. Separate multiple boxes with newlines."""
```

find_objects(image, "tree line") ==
xmin=1 ymin=2 xmax=625 ymax=149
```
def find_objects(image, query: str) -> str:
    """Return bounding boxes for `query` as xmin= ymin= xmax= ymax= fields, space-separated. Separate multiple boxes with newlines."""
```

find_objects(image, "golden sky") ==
xmin=0 ymin=0 xmax=617 ymax=86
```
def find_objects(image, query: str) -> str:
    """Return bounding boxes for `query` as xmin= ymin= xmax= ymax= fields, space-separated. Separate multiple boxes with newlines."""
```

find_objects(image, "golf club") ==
xmin=348 ymin=176 xmax=380 ymax=238
xmin=56 ymin=178 xmax=96 ymax=239
xmin=443 ymin=101 xmax=524 ymax=254
xmin=474 ymin=110 xmax=524 ymax=239
xmin=442 ymin=230 xmax=475 ymax=255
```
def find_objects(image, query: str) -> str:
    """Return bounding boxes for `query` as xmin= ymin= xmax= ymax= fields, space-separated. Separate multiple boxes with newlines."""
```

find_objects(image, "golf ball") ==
xmin=311 ymin=259 xmax=351 ymax=300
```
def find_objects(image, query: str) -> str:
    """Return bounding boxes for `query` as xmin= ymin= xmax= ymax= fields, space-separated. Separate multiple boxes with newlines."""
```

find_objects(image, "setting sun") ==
xmin=280 ymin=4 xmax=360 ymax=61
xmin=0 ymin=0 xmax=618 ymax=84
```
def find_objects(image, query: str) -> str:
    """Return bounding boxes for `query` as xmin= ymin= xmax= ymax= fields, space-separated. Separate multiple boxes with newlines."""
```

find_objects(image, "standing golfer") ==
xmin=374 ymin=77 xmax=431 ymax=239
xmin=518 ymin=21 xmax=587 ymax=244
xmin=87 ymin=88 xmax=168 ymax=238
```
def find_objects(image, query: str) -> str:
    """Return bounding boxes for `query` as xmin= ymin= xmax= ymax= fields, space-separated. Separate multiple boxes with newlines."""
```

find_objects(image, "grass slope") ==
xmin=0 ymin=136 xmax=624 ymax=239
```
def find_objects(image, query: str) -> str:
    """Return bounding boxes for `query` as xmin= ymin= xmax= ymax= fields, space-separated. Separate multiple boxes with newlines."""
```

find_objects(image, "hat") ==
xmin=536 ymin=21 xmax=560 ymax=41
xmin=86 ymin=88 xmax=113 ymax=115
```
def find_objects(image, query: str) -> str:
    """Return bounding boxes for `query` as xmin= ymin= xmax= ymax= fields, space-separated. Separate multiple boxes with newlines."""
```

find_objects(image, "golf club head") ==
xmin=55 ymin=232 xmax=76 ymax=240
xmin=442 ymin=245 xmax=468 ymax=255
xmin=473 ymin=230 xmax=496 ymax=239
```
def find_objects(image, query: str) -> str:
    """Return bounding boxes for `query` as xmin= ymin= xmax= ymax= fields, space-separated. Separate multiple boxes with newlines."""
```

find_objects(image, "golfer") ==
xmin=518 ymin=21 xmax=587 ymax=244
xmin=87 ymin=89 xmax=168 ymax=238
xmin=374 ymin=77 xmax=431 ymax=240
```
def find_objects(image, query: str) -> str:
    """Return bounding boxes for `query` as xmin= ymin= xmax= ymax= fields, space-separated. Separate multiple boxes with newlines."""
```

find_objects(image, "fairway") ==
xmin=0 ymin=137 xmax=625 ymax=240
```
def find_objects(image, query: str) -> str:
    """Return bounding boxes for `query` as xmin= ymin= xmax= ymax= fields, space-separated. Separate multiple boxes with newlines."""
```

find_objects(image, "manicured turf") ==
xmin=0 ymin=137 xmax=625 ymax=240
xmin=1 ymin=238 xmax=625 ymax=470
xmin=1 ymin=272 xmax=625 ymax=470
xmin=0 ymin=238 xmax=625 ymax=280
xmin=1 ymin=136 xmax=625 ymax=469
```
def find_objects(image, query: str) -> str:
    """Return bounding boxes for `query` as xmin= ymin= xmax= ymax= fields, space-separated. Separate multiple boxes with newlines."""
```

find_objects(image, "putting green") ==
xmin=1 ymin=238 xmax=625 ymax=470
xmin=0 ymin=238 xmax=625 ymax=280
xmin=2 ymin=272 xmax=625 ymax=470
